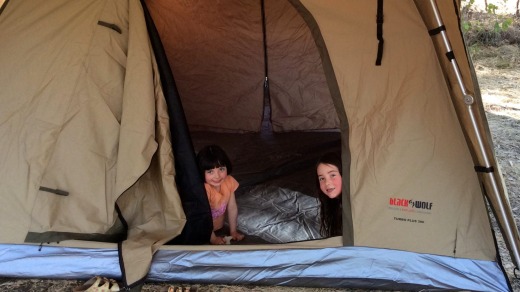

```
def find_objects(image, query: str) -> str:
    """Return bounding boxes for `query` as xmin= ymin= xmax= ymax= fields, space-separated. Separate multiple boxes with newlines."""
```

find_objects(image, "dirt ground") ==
xmin=472 ymin=44 xmax=520 ymax=292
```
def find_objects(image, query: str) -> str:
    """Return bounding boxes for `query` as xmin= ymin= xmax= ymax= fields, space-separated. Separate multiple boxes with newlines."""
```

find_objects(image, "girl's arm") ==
xmin=227 ymin=192 xmax=244 ymax=241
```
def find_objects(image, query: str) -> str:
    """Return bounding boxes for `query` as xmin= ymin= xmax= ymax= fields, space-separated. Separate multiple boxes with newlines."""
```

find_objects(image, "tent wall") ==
xmin=0 ymin=0 xmax=138 ymax=242
xmin=146 ymin=0 xmax=338 ymax=132
xmin=298 ymin=0 xmax=497 ymax=260
xmin=0 ymin=0 xmax=189 ymax=287
xmin=414 ymin=0 xmax=520 ymax=267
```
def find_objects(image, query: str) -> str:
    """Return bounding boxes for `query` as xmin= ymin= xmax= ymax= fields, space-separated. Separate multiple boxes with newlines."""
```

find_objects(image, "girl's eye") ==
xmin=206 ymin=170 xmax=213 ymax=174
xmin=318 ymin=177 xmax=324 ymax=182
xmin=219 ymin=167 xmax=226 ymax=171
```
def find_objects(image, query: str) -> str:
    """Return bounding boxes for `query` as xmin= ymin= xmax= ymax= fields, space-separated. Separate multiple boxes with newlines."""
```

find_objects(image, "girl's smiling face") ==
xmin=205 ymin=166 xmax=228 ymax=189
xmin=317 ymin=163 xmax=342 ymax=199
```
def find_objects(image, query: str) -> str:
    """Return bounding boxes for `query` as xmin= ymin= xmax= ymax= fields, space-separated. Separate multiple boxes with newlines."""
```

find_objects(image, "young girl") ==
xmin=196 ymin=145 xmax=245 ymax=245
xmin=316 ymin=152 xmax=343 ymax=237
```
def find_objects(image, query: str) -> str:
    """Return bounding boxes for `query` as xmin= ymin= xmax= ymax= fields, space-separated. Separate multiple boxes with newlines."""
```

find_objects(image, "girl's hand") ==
xmin=231 ymin=231 xmax=245 ymax=241
xmin=210 ymin=232 xmax=226 ymax=245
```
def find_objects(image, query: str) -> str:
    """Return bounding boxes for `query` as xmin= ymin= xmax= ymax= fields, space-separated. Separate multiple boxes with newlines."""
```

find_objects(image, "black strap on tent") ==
xmin=445 ymin=50 xmax=455 ymax=61
xmin=428 ymin=25 xmax=446 ymax=36
xmin=97 ymin=21 xmax=122 ymax=34
xmin=375 ymin=0 xmax=384 ymax=66
xmin=39 ymin=186 xmax=69 ymax=196
xmin=428 ymin=25 xmax=456 ymax=62
xmin=474 ymin=165 xmax=495 ymax=173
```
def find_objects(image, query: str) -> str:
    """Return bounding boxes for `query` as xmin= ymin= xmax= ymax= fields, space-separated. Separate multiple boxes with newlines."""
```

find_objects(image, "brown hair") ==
xmin=196 ymin=145 xmax=233 ymax=180
xmin=316 ymin=152 xmax=342 ymax=237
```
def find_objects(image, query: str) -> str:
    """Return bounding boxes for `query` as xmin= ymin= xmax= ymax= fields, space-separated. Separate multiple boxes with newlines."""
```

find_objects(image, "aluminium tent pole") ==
xmin=420 ymin=0 xmax=520 ymax=269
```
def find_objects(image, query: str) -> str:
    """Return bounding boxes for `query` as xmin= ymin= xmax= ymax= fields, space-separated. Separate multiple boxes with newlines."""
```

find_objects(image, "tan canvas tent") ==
xmin=0 ymin=0 xmax=518 ymax=291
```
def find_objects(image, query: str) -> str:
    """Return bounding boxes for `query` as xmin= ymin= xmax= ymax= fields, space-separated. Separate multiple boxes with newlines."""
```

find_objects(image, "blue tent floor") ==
xmin=0 ymin=243 xmax=512 ymax=291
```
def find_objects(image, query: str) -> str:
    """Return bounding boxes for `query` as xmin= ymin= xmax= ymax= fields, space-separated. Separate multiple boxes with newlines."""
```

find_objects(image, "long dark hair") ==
xmin=196 ymin=145 xmax=233 ymax=180
xmin=316 ymin=152 xmax=342 ymax=237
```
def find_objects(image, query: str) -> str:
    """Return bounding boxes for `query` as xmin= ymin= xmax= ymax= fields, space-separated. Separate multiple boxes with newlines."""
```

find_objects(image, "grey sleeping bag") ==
xmin=236 ymin=185 xmax=321 ymax=243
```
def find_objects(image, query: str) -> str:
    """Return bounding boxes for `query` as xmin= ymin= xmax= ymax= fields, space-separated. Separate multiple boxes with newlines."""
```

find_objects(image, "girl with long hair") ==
xmin=316 ymin=152 xmax=343 ymax=237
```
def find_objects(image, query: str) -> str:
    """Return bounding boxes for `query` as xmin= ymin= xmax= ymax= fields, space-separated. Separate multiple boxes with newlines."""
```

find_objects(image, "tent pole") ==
xmin=422 ymin=0 xmax=520 ymax=269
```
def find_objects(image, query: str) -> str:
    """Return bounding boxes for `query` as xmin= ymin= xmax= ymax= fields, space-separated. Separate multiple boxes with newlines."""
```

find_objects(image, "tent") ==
xmin=0 ymin=0 xmax=518 ymax=291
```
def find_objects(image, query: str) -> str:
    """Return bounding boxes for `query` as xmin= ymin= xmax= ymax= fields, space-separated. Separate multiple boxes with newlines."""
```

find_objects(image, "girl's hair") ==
xmin=316 ymin=152 xmax=343 ymax=237
xmin=196 ymin=145 xmax=233 ymax=179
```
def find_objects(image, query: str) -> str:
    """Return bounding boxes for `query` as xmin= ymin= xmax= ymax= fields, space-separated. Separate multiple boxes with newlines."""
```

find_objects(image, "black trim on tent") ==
xmin=490 ymin=226 xmax=515 ymax=290
xmin=375 ymin=0 xmax=384 ymax=66
xmin=483 ymin=193 xmax=515 ymax=289
xmin=287 ymin=0 xmax=353 ymax=246
xmin=114 ymin=203 xmax=129 ymax=239
xmin=0 ymin=0 xmax=9 ymax=15
xmin=117 ymin=242 xmax=127 ymax=288
xmin=141 ymin=0 xmax=212 ymax=245
xmin=117 ymin=242 xmax=147 ymax=291
xmin=25 ymin=205 xmax=127 ymax=243
xmin=25 ymin=230 xmax=126 ymax=243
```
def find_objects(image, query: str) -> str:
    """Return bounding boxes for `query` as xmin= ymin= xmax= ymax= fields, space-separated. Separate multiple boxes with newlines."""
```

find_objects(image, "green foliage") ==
xmin=467 ymin=43 xmax=481 ymax=56
xmin=501 ymin=18 xmax=513 ymax=30
xmin=486 ymin=3 xmax=499 ymax=14
xmin=461 ymin=0 xmax=520 ymax=46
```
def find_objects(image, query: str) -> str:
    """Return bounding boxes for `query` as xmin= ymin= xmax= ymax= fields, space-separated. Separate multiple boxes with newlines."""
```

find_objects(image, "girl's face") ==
xmin=317 ymin=163 xmax=342 ymax=199
xmin=204 ymin=166 xmax=228 ymax=189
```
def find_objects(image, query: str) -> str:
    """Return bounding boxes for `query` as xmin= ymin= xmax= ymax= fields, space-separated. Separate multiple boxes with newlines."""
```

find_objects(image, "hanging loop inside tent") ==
xmin=261 ymin=0 xmax=269 ymax=86
xmin=375 ymin=0 xmax=384 ymax=66
xmin=422 ymin=0 xmax=520 ymax=269
xmin=260 ymin=0 xmax=272 ymax=133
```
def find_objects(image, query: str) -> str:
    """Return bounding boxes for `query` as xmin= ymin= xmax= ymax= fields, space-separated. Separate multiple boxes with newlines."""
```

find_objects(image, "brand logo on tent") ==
xmin=389 ymin=197 xmax=433 ymax=210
